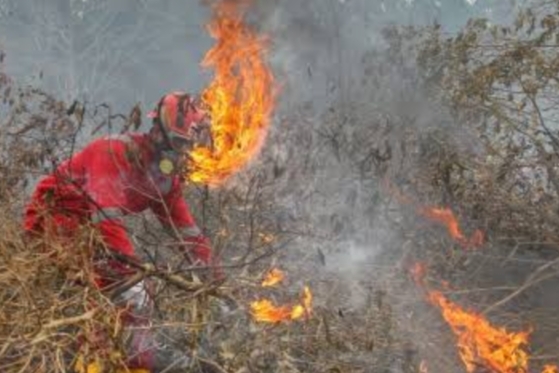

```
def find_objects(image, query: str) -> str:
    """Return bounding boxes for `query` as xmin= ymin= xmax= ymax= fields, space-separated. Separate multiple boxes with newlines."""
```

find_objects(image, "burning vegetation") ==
xmin=261 ymin=267 xmax=285 ymax=287
xmin=250 ymin=285 xmax=312 ymax=324
xmin=189 ymin=0 xmax=276 ymax=186
xmin=419 ymin=207 xmax=484 ymax=249
xmin=412 ymin=262 xmax=559 ymax=373
xmin=1 ymin=0 xmax=559 ymax=372
xmin=409 ymin=204 xmax=558 ymax=372
xmin=250 ymin=269 xmax=312 ymax=323
xmin=428 ymin=290 xmax=531 ymax=373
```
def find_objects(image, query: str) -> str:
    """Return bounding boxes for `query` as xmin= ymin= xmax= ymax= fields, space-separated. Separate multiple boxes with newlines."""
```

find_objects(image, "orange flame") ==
xmin=290 ymin=286 xmax=312 ymax=319
xmin=250 ymin=299 xmax=292 ymax=323
xmin=251 ymin=286 xmax=312 ymax=323
xmin=382 ymin=179 xmax=485 ymax=249
xmin=543 ymin=365 xmax=558 ymax=373
xmin=189 ymin=0 xmax=276 ymax=185
xmin=261 ymin=268 xmax=285 ymax=287
xmin=420 ymin=207 xmax=484 ymax=249
xmin=428 ymin=290 xmax=530 ymax=373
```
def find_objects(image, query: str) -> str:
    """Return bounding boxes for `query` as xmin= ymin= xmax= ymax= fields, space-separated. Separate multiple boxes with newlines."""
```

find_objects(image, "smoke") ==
xmin=246 ymin=0 xmax=459 ymax=278
xmin=0 ymin=1 xmax=526 ymax=369
xmin=243 ymin=3 xmax=559 ymax=372
xmin=239 ymin=2 xmax=509 ymax=369
xmin=0 ymin=0 xmax=496 ymax=296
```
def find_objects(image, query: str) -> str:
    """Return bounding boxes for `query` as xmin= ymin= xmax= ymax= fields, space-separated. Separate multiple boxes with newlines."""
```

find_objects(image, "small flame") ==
xmin=429 ymin=290 xmax=529 ymax=373
xmin=291 ymin=286 xmax=312 ymax=319
xmin=258 ymin=232 xmax=275 ymax=244
xmin=261 ymin=268 xmax=285 ymax=287
xmin=250 ymin=286 xmax=312 ymax=323
xmin=189 ymin=0 xmax=276 ymax=185
xmin=420 ymin=207 xmax=484 ymax=249
xmin=543 ymin=365 xmax=558 ymax=373
xmin=250 ymin=300 xmax=292 ymax=323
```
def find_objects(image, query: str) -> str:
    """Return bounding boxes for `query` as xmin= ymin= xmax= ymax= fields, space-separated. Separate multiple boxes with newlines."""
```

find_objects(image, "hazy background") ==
xmin=0 ymin=0 xmax=518 ymax=115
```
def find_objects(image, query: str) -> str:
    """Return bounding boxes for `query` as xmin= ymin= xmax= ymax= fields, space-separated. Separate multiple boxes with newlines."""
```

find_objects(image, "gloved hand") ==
xmin=183 ymin=235 xmax=224 ymax=282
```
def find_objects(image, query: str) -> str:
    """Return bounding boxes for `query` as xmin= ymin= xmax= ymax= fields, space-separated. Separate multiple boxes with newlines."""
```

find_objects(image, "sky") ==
xmin=0 ymin=0 xmax=514 ymax=117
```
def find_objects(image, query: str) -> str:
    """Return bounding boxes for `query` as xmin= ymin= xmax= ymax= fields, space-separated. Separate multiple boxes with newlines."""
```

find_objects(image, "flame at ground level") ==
xmin=188 ymin=0 xmax=276 ymax=186
xmin=251 ymin=286 xmax=312 ymax=323
xmin=382 ymin=178 xmax=484 ymax=249
xmin=420 ymin=207 xmax=484 ymax=248
xmin=250 ymin=299 xmax=292 ymax=323
xmin=428 ymin=290 xmax=529 ymax=373
xmin=261 ymin=268 xmax=285 ymax=287
xmin=290 ymin=286 xmax=312 ymax=319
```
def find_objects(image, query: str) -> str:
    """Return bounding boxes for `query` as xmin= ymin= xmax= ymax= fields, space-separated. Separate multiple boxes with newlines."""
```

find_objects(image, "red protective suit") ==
xmin=25 ymin=132 xmax=218 ymax=369
xmin=24 ymin=132 xmax=214 ymax=275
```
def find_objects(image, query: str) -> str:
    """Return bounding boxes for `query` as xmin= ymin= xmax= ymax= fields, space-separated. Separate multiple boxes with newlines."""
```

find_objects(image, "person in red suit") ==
xmin=23 ymin=91 xmax=221 ymax=371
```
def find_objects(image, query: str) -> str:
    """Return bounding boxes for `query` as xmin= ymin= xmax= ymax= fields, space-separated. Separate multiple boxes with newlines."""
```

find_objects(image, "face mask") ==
xmin=151 ymin=125 xmax=192 ymax=176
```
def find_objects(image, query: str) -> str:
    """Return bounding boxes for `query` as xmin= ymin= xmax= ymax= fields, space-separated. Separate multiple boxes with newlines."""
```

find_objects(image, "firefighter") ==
xmin=23 ymin=91 xmax=222 ymax=372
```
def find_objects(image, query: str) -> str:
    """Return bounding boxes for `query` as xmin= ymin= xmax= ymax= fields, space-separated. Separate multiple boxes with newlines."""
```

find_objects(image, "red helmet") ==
xmin=149 ymin=91 xmax=207 ymax=149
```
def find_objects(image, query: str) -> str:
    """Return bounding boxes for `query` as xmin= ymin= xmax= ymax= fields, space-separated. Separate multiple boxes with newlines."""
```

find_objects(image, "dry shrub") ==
xmin=0 ymin=58 xmax=232 ymax=372
xmin=0 ymin=213 xmax=129 ymax=372
xmin=400 ymin=131 xmax=559 ymax=372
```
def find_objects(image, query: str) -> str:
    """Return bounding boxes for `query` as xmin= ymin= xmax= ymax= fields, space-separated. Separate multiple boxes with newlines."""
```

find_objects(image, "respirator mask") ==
xmin=155 ymin=131 xmax=193 ymax=176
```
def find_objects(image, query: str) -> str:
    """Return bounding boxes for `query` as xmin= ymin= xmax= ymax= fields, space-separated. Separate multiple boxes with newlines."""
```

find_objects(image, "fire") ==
xmin=413 ymin=266 xmax=558 ymax=372
xmin=419 ymin=207 xmax=484 ymax=248
xmin=189 ymin=0 xmax=276 ymax=185
xmin=261 ymin=268 xmax=285 ymax=287
xmin=290 ymin=286 xmax=312 ymax=319
xmin=382 ymin=179 xmax=484 ymax=249
xmin=428 ymin=290 xmax=530 ymax=373
xmin=250 ymin=300 xmax=292 ymax=323
xmin=250 ymin=286 xmax=312 ymax=323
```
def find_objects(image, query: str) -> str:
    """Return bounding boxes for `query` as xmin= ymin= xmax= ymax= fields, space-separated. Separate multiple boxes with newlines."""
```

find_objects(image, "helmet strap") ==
xmin=175 ymin=93 xmax=190 ymax=130
xmin=154 ymin=98 xmax=175 ymax=151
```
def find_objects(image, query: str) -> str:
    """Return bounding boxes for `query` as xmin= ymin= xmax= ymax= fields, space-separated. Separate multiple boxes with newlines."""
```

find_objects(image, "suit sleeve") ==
xmin=150 ymin=179 xmax=213 ymax=265
xmin=76 ymin=138 xmax=136 ymax=257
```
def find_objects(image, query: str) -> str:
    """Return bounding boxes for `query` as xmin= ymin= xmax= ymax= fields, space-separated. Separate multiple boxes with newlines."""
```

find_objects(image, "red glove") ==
xmin=183 ymin=235 xmax=224 ymax=281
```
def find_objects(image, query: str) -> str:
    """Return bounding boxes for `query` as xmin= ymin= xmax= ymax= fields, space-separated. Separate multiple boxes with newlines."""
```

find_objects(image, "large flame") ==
xmin=189 ymin=0 xmax=276 ymax=185
xmin=251 ymin=286 xmax=312 ymax=323
xmin=411 ymin=263 xmax=557 ymax=373
xmin=428 ymin=290 xmax=530 ymax=373
xmin=420 ymin=207 xmax=484 ymax=249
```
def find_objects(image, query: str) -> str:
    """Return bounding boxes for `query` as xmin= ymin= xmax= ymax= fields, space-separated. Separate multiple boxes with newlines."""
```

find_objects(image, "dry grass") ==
xmin=0 ymin=218 xmax=121 ymax=371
